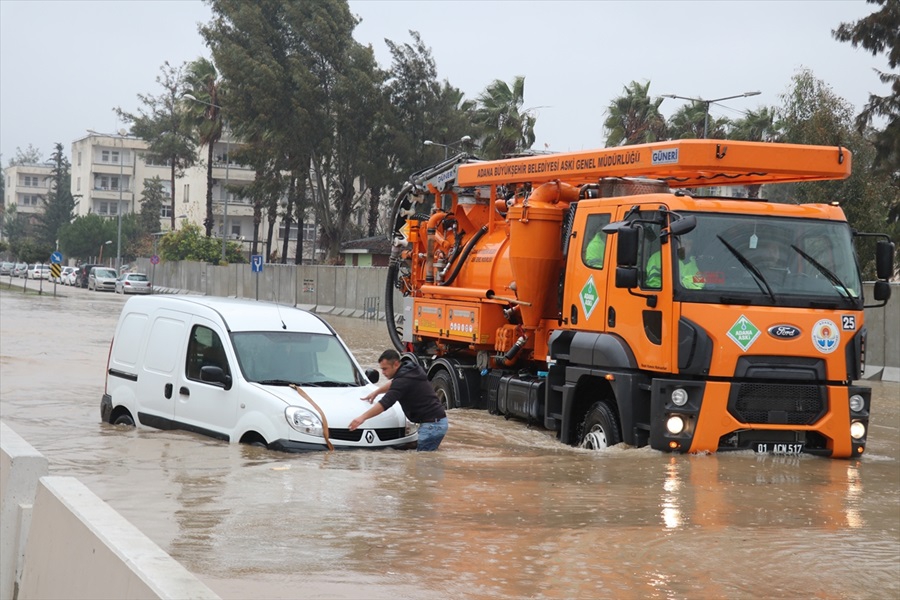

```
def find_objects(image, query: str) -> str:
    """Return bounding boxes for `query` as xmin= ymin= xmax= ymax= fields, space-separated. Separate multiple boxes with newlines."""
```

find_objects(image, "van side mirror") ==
xmin=616 ymin=227 xmax=639 ymax=267
xmin=876 ymin=240 xmax=895 ymax=280
xmin=200 ymin=365 xmax=233 ymax=390
xmin=365 ymin=368 xmax=379 ymax=384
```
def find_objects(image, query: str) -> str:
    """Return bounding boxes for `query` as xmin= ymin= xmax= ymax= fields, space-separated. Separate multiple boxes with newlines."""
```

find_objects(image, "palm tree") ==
xmin=667 ymin=103 xmax=730 ymax=139
xmin=184 ymin=58 xmax=225 ymax=238
xmin=473 ymin=76 xmax=536 ymax=159
xmin=603 ymin=81 xmax=667 ymax=146
xmin=728 ymin=107 xmax=780 ymax=198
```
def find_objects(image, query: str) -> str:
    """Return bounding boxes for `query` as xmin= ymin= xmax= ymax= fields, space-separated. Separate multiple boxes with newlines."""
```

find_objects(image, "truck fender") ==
xmin=567 ymin=331 xmax=638 ymax=370
xmin=427 ymin=358 xmax=479 ymax=408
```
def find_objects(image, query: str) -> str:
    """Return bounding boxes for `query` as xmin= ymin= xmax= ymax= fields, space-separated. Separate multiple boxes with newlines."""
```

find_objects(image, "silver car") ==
xmin=88 ymin=267 xmax=118 ymax=292
xmin=115 ymin=272 xmax=152 ymax=294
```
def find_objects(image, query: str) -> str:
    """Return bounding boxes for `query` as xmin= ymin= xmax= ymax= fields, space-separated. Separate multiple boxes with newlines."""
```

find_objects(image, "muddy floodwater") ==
xmin=1 ymin=284 xmax=899 ymax=599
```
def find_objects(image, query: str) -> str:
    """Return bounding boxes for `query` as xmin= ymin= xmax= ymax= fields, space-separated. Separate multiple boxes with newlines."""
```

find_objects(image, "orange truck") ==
xmin=384 ymin=140 xmax=894 ymax=458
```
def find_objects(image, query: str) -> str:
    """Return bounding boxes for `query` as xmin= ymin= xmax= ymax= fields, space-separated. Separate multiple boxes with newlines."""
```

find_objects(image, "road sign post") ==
xmin=251 ymin=255 xmax=263 ymax=301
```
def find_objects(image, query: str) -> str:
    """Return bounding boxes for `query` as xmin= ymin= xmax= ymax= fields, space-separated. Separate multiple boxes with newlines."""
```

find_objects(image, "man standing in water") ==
xmin=350 ymin=349 xmax=448 ymax=451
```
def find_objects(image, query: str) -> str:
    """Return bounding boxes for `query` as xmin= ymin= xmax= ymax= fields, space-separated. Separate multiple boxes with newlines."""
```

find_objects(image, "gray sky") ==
xmin=0 ymin=0 xmax=890 ymax=164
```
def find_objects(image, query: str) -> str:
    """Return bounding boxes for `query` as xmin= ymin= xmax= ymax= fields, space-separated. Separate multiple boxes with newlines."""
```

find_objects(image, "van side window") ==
xmin=186 ymin=325 xmax=230 ymax=382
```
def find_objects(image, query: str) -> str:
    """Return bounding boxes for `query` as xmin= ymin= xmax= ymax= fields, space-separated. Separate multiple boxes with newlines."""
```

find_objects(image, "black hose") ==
xmin=385 ymin=258 xmax=404 ymax=352
xmin=440 ymin=225 xmax=488 ymax=287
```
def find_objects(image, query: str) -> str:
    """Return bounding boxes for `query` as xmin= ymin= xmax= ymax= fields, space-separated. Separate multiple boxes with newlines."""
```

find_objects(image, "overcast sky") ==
xmin=0 ymin=0 xmax=890 ymax=165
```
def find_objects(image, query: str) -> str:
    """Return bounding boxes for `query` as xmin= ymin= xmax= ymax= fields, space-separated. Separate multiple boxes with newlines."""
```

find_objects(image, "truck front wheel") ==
xmin=431 ymin=369 xmax=457 ymax=410
xmin=578 ymin=402 xmax=621 ymax=450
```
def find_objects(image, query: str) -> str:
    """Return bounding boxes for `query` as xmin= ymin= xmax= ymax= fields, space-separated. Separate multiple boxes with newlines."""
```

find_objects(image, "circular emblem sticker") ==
xmin=811 ymin=319 xmax=840 ymax=354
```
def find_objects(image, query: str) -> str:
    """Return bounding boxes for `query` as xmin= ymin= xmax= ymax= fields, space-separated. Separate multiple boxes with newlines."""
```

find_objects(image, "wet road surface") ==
xmin=1 ymin=283 xmax=898 ymax=599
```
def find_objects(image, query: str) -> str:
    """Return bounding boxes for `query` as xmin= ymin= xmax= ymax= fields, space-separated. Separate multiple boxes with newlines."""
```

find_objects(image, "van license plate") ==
xmin=755 ymin=443 xmax=803 ymax=455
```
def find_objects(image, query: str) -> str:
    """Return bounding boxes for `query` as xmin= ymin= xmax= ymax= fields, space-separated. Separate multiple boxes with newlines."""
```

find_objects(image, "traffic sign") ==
xmin=50 ymin=252 xmax=63 ymax=264
xmin=251 ymin=255 xmax=264 ymax=273
xmin=150 ymin=255 xmax=160 ymax=265
xmin=50 ymin=263 xmax=61 ymax=280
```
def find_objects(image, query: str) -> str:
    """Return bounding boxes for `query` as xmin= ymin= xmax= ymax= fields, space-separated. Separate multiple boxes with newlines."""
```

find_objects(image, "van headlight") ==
xmin=285 ymin=406 xmax=324 ymax=437
xmin=405 ymin=419 xmax=419 ymax=436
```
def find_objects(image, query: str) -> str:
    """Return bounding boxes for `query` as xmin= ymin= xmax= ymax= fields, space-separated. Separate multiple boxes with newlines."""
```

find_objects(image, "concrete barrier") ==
xmin=1 ymin=422 xmax=48 ymax=600
xmin=18 ymin=476 xmax=220 ymax=600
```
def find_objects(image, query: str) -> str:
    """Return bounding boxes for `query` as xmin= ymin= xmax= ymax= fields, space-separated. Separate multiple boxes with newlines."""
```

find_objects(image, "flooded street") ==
xmin=2 ymin=284 xmax=899 ymax=599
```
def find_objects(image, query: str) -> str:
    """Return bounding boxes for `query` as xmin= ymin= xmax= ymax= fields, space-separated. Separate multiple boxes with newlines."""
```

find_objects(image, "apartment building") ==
xmin=70 ymin=132 xmax=261 ymax=245
xmin=2 ymin=163 xmax=54 ymax=225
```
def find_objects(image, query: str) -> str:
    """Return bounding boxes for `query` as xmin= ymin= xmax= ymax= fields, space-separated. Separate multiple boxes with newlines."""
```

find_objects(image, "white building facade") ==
xmin=2 ymin=163 xmax=54 ymax=227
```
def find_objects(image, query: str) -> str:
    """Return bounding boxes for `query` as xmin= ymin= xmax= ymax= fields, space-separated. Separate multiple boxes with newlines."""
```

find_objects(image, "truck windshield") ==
xmin=674 ymin=213 xmax=862 ymax=308
xmin=231 ymin=331 xmax=366 ymax=387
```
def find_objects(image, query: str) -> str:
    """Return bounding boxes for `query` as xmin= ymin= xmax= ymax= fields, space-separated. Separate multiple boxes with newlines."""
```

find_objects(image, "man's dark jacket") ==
xmin=378 ymin=358 xmax=447 ymax=423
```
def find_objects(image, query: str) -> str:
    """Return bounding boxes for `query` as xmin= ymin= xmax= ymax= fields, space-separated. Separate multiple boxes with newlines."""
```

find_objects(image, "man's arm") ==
xmin=350 ymin=402 xmax=386 ymax=431
xmin=361 ymin=380 xmax=391 ymax=403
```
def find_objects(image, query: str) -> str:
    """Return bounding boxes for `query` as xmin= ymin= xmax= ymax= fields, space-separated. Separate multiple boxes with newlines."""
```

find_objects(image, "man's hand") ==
xmin=360 ymin=391 xmax=377 ymax=404
xmin=349 ymin=416 xmax=365 ymax=431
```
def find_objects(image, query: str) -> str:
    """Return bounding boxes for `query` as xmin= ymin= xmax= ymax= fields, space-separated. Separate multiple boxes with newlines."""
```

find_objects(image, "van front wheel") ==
xmin=113 ymin=413 xmax=135 ymax=427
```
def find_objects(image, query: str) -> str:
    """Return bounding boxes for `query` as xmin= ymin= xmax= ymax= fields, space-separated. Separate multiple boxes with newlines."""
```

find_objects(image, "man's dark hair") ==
xmin=378 ymin=349 xmax=401 ymax=363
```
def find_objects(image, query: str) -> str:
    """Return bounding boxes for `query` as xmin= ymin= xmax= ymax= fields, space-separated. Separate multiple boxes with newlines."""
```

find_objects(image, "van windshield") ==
xmin=231 ymin=331 xmax=366 ymax=387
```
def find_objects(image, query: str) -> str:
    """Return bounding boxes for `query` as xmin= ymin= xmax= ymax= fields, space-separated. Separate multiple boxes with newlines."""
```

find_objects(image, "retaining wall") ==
xmin=0 ymin=422 xmax=219 ymax=600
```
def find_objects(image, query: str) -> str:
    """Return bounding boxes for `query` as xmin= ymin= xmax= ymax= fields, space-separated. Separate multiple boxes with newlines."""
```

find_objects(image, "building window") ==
xmin=183 ymin=184 xmax=190 ymax=203
xmin=303 ymin=222 xmax=317 ymax=239
xmin=77 ymin=177 xmax=81 ymax=191
xmin=278 ymin=223 xmax=299 ymax=241
xmin=94 ymin=175 xmax=120 ymax=191
xmin=20 ymin=195 xmax=41 ymax=206
xmin=77 ymin=151 xmax=82 ymax=166
xmin=160 ymin=204 xmax=173 ymax=218
xmin=23 ymin=176 xmax=39 ymax=187
xmin=231 ymin=223 xmax=241 ymax=238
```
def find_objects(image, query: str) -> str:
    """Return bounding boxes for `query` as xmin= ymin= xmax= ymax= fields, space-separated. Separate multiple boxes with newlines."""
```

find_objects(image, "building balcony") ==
xmin=92 ymin=162 xmax=132 ymax=176
xmin=90 ymin=188 xmax=131 ymax=201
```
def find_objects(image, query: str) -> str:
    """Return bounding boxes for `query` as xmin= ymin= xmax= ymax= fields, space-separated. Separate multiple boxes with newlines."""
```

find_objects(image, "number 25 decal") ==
xmin=841 ymin=315 xmax=856 ymax=331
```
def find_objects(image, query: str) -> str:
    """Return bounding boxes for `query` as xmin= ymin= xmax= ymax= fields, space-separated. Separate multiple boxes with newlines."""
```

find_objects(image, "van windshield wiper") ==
xmin=256 ymin=379 xmax=309 ymax=387
xmin=789 ymin=244 xmax=856 ymax=302
xmin=716 ymin=235 xmax=776 ymax=302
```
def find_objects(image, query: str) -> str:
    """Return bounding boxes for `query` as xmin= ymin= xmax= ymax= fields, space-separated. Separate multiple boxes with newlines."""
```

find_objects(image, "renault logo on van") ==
xmin=365 ymin=430 xmax=375 ymax=444
xmin=768 ymin=324 xmax=801 ymax=339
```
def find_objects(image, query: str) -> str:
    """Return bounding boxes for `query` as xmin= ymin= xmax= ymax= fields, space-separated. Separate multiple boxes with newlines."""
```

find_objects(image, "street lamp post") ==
xmin=116 ymin=136 xmax=124 ymax=272
xmin=424 ymin=135 xmax=472 ymax=160
xmin=183 ymin=93 xmax=229 ymax=263
xmin=98 ymin=240 xmax=112 ymax=264
xmin=661 ymin=91 xmax=761 ymax=138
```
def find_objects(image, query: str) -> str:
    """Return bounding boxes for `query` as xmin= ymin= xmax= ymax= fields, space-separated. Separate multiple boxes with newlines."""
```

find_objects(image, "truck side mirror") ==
xmin=876 ymin=240 xmax=895 ymax=281
xmin=615 ymin=267 xmax=638 ymax=288
xmin=873 ymin=280 xmax=892 ymax=302
xmin=616 ymin=227 xmax=639 ymax=267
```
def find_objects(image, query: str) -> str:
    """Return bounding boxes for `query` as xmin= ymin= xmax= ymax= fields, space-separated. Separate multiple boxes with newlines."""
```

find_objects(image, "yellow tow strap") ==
xmin=290 ymin=384 xmax=334 ymax=451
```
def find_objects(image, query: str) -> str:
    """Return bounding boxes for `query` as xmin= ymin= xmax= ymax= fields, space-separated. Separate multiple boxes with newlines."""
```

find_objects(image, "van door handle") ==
xmin=179 ymin=386 xmax=190 ymax=397
xmin=164 ymin=383 xmax=173 ymax=399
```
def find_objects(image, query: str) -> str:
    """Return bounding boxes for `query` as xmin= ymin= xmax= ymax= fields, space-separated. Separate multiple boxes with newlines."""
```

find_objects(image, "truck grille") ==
xmin=728 ymin=383 xmax=826 ymax=425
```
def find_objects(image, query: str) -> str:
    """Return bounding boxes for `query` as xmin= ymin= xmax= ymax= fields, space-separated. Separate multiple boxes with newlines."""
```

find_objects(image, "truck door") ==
xmin=174 ymin=316 xmax=238 ymax=439
xmin=562 ymin=210 xmax=613 ymax=332
xmin=605 ymin=207 xmax=674 ymax=373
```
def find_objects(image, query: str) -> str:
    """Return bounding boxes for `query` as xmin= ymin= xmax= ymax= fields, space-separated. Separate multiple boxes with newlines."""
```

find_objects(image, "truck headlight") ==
xmin=850 ymin=421 xmax=866 ymax=440
xmin=666 ymin=415 xmax=685 ymax=435
xmin=285 ymin=406 xmax=323 ymax=437
xmin=849 ymin=394 xmax=865 ymax=413
xmin=671 ymin=388 xmax=688 ymax=407
xmin=405 ymin=419 xmax=419 ymax=436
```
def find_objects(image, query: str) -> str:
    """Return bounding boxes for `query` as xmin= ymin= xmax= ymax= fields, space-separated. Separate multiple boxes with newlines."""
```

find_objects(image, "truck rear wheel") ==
xmin=579 ymin=402 xmax=621 ymax=450
xmin=431 ymin=369 xmax=457 ymax=410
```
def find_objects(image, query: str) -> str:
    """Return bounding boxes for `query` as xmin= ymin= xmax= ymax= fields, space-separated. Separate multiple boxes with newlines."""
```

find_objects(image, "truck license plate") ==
xmin=755 ymin=443 xmax=804 ymax=455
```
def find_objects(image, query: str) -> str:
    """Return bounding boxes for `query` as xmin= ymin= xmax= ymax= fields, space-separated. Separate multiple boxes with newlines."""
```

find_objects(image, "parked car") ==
xmin=74 ymin=264 xmax=102 ymax=288
xmin=101 ymin=296 xmax=418 ymax=451
xmin=13 ymin=263 xmax=28 ymax=278
xmin=115 ymin=273 xmax=152 ymax=295
xmin=27 ymin=264 xmax=51 ymax=280
xmin=88 ymin=267 xmax=118 ymax=292
xmin=58 ymin=266 xmax=77 ymax=285
xmin=0 ymin=262 xmax=14 ymax=276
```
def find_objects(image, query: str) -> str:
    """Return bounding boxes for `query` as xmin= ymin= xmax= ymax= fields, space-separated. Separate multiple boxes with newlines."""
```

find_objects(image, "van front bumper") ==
xmin=269 ymin=436 xmax=418 ymax=452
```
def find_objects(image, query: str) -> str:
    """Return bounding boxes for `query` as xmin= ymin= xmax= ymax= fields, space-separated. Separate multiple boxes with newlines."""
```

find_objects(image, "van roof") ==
xmin=123 ymin=295 xmax=333 ymax=334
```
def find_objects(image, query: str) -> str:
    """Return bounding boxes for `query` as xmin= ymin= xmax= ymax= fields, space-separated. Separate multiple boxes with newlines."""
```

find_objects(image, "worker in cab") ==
xmin=645 ymin=236 xmax=704 ymax=289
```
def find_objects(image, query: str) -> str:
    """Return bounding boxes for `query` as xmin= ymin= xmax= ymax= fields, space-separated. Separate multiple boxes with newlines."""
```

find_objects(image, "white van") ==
xmin=101 ymin=296 xmax=418 ymax=451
